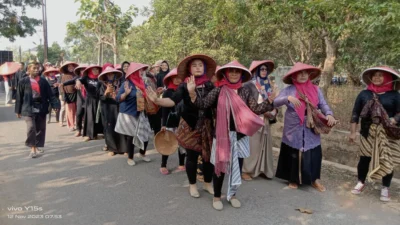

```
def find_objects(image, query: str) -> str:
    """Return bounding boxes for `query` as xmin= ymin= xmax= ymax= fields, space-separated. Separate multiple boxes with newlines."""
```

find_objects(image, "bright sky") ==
xmin=0 ymin=0 xmax=151 ymax=51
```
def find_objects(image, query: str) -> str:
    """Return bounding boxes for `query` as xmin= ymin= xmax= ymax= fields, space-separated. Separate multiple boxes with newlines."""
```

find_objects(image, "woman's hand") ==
xmin=390 ymin=118 xmax=397 ymax=125
xmin=161 ymin=126 xmax=167 ymax=132
xmin=187 ymin=75 xmax=196 ymax=95
xmin=264 ymin=109 xmax=277 ymax=119
xmin=326 ymin=115 xmax=336 ymax=126
xmin=269 ymin=87 xmax=279 ymax=101
xmin=75 ymin=80 xmax=82 ymax=90
xmin=156 ymin=87 xmax=164 ymax=95
xmin=124 ymin=81 xmax=132 ymax=95
xmin=146 ymin=86 xmax=158 ymax=103
xmin=288 ymin=96 xmax=302 ymax=108
xmin=348 ymin=132 xmax=357 ymax=144
xmin=105 ymin=84 xmax=114 ymax=95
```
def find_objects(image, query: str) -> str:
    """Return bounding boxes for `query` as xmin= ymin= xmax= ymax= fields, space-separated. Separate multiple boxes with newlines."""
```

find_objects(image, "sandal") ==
xmin=103 ymin=145 xmax=108 ymax=151
xmin=189 ymin=185 xmax=200 ymax=198
xmin=229 ymin=197 xmax=241 ymax=208
xmin=176 ymin=166 xmax=186 ymax=172
xmin=83 ymin=137 xmax=91 ymax=142
xmin=213 ymin=199 xmax=223 ymax=211
xmin=74 ymin=132 xmax=81 ymax=137
xmin=312 ymin=180 xmax=326 ymax=192
xmin=288 ymin=183 xmax=298 ymax=189
xmin=203 ymin=182 xmax=214 ymax=195
xmin=160 ymin=167 xmax=169 ymax=175
xmin=241 ymin=173 xmax=253 ymax=181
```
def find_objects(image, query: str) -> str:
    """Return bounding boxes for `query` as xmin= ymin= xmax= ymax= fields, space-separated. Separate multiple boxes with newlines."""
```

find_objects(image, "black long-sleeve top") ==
xmin=351 ymin=90 xmax=400 ymax=138
xmin=45 ymin=77 xmax=59 ymax=96
xmin=63 ymin=76 xmax=99 ymax=99
xmin=162 ymin=88 xmax=176 ymax=127
xmin=14 ymin=71 xmax=27 ymax=88
xmin=169 ymin=81 xmax=215 ymax=130
xmin=15 ymin=76 xmax=60 ymax=116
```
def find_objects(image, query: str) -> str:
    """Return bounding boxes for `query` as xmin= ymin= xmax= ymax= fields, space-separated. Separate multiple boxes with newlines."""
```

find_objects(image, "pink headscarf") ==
xmin=88 ymin=68 xmax=99 ymax=79
xmin=215 ymin=69 xmax=242 ymax=90
xmin=367 ymin=72 xmax=393 ymax=93
xmin=128 ymin=71 xmax=146 ymax=97
xmin=292 ymin=73 xmax=319 ymax=124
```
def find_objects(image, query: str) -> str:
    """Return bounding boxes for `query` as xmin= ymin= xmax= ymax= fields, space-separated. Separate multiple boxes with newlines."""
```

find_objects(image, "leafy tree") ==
xmin=0 ymin=0 xmax=42 ymax=41
xmin=65 ymin=0 xmax=137 ymax=65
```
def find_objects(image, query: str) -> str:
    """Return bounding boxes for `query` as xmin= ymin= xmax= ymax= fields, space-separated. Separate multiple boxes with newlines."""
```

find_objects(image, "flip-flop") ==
xmin=241 ymin=173 xmax=253 ymax=181
xmin=288 ymin=183 xmax=298 ymax=189
xmin=312 ymin=182 xmax=326 ymax=192
xmin=160 ymin=168 xmax=169 ymax=175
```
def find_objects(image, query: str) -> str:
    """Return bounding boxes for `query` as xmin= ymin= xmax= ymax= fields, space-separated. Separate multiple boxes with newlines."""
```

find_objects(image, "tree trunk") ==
xmin=113 ymin=30 xmax=117 ymax=65
xmin=98 ymin=42 xmax=101 ymax=65
xmin=319 ymin=35 xmax=337 ymax=97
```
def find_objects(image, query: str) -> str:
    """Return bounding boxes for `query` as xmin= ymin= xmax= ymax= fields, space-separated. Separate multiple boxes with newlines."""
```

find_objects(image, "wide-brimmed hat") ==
xmin=216 ymin=60 xmax=252 ymax=83
xmin=0 ymin=62 xmax=20 ymax=76
xmin=98 ymin=66 xmax=123 ymax=83
xmin=43 ymin=67 xmax=59 ymax=76
xmin=361 ymin=66 xmax=400 ymax=90
xmin=102 ymin=63 xmax=114 ymax=71
xmin=163 ymin=68 xmax=178 ymax=86
xmin=215 ymin=66 xmax=221 ymax=73
xmin=249 ymin=60 xmax=275 ymax=74
xmin=60 ymin=61 xmax=79 ymax=74
xmin=126 ymin=62 xmax=149 ymax=78
xmin=82 ymin=65 xmax=102 ymax=77
xmin=283 ymin=62 xmax=321 ymax=84
xmin=177 ymin=54 xmax=217 ymax=80
xmin=74 ymin=64 xmax=88 ymax=76
xmin=115 ymin=64 xmax=121 ymax=69
xmin=154 ymin=130 xmax=178 ymax=156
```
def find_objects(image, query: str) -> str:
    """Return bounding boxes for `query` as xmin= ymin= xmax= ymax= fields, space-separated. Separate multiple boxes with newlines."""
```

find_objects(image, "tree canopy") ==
xmin=65 ymin=0 xmax=400 ymax=90
xmin=0 ymin=0 xmax=42 ymax=41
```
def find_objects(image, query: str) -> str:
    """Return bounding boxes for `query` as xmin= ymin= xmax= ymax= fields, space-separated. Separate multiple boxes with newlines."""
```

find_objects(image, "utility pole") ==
xmin=42 ymin=0 xmax=49 ymax=63
xmin=98 ymin=0 xmax=105 ymax=65
xmin=19 ymin=46 xmax=22 ymax=62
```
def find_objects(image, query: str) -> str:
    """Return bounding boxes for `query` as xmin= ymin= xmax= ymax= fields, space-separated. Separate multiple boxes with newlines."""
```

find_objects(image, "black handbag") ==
xmin=166 ymin=101 xmax=183 ymax=128
xmin=166 ymin=111 xmax=180 ymax=128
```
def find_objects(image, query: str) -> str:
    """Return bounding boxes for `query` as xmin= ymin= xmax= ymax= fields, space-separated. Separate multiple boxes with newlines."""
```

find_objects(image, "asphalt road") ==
xmin=0 ymin=93 xmax=399 ymax=225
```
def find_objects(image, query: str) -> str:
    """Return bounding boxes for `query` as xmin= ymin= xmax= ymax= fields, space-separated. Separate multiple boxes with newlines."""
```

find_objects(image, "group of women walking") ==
xmin=11 ymin=53 xmax=400 ymax=211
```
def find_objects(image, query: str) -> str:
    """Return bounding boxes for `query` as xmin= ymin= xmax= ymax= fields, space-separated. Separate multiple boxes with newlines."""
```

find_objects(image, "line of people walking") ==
xmin=4 ymin=54 xmax=399 ymax=211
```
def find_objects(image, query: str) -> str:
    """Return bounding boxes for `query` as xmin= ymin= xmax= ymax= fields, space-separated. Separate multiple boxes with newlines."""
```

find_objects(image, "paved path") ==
xmin=0 ymin=93 xmax=399 ymax=225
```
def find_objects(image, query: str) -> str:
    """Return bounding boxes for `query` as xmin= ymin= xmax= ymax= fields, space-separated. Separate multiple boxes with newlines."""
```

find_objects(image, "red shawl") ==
xmin=293 ymin=77 xmax=319 ymax=124
xmin=214 ymin=86 xmax=264 ymax=176
xmin=128 ymin=71 xmax=146 ymax=97
xmin=167 ymin=82 xmax=178 ymax=91
xmin=88 ymin=69 xmax=99 ymax=79
xmin=185 ymin=75 xmax=209 ymax=86
xmin=215 ymin=69 xmax=242 ymax=89
xmin=367 ymin=72 xmax=393 ymax=93
xmin=30 ymin=76 xmax=41 ymax=95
